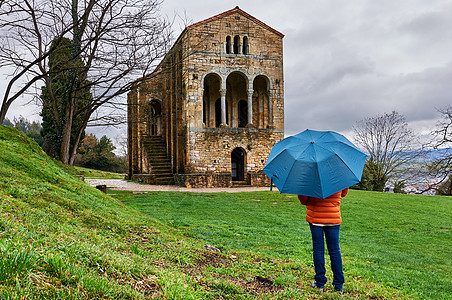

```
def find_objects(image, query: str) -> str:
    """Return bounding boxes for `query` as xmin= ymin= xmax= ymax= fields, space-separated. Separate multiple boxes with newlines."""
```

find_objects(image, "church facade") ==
xmin=127 ymin=7 xmax=284 ymax=187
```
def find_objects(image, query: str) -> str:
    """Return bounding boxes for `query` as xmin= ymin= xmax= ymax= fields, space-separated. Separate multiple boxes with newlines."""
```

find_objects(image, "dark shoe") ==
xmin=333 ymin=284 xmax=343 ymax=293
xmin=311 ymin=281 xmax=324 ymax=292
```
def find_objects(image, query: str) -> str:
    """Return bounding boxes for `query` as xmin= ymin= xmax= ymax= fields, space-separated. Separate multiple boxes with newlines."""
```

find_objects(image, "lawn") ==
xmin=1 ymin=125 xmax=450 ymax=299
xmin=75 ymin=166 xmax=125 ymax=179
xmin=115 ymin=189 xmax=452 ymax=299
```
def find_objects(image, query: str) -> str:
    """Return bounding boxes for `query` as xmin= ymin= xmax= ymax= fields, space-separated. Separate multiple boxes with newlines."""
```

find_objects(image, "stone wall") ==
xmin=175 ymin=173 xmax=232 ymax=188
xmin=249 ymin=171 xmax=272 ymax=187
xmin=131 ymin=174 xmax=158 ymax=185
xmin=187 ymin=127 xmax=283 ymax=174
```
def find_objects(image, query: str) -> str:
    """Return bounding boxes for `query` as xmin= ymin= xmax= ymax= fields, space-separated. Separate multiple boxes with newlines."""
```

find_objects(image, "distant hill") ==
xmin=422 ymin=148 xmax=452 ymax=161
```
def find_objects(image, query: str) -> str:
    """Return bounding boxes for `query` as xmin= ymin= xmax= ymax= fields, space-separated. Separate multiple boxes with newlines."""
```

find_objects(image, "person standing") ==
xmin=298 ymin=188 xmax=348 ymax=293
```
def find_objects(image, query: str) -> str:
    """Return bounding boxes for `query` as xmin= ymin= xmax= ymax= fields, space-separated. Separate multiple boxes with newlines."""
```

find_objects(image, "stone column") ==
xmin=220 ymin=88 xmax=227 ymax=125
xmin=247 ymin=90 xmax=253 ymax=126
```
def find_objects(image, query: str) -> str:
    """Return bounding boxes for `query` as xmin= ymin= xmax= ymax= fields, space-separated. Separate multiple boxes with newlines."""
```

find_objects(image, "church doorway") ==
xmin=231 ymin=147 xmax=246 ymax=181
xmin=149 ymin=100 xmax=162 ymax=136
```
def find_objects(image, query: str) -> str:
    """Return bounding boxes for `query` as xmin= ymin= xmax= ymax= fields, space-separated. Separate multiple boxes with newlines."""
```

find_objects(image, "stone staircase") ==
xmin=142 ymin=135 xmax=175 ymax=185
xmin=232 ymin=180 xmax=251 ymax=188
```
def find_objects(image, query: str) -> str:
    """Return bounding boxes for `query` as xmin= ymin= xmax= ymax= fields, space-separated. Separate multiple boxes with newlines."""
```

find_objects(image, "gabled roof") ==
xmin=135 ymin=7 xmax=283 ymax=82
xmin=186 ymin=6 xmax=284 ymax=38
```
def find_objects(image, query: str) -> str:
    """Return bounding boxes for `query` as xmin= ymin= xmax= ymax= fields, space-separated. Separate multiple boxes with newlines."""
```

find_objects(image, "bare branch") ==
xmin=1 ymin=0 xmax=172 ymax=164
xmin=353 ymin=111 xmax=423 ymax=191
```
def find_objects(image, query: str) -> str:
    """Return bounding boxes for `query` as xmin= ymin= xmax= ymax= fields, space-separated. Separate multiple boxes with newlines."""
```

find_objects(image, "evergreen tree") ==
xmin=75 ymin=134 xmax=126 ymax=173
xmin=40 ymin=37 xmax=91 ymax=159
xmin=2 ymin=116 xmax=44 ymax=146
xmin=1 ymin=118 xmax=14 ymax=127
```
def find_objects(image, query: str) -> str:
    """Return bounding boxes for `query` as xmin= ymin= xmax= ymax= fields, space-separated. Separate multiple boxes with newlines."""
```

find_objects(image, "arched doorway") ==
xmin=231 ymin=147 xmax=246 ymax=181
xmin=149 ymin=100 xmax=162 ymax=136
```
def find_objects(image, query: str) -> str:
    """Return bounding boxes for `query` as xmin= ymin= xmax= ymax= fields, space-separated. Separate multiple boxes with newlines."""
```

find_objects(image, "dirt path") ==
xmin=85 ymin=178 xmax=276 ymax=193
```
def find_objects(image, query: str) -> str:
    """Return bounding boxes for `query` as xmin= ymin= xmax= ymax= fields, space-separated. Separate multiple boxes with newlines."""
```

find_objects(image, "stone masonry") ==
xmin=128 ymin=6 xmax=284 ymax=187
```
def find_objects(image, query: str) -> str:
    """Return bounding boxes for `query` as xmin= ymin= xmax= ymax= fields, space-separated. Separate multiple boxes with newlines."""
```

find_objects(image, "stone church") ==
xmin=127 ymin=6 xmax=284 ymax=187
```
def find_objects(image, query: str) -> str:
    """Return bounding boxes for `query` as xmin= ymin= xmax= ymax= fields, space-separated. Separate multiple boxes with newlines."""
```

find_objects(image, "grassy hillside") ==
xmin=1 ymin=125 xmax=450 ymax=299
xmin=0 ymin=126 xmax=212 ymax=299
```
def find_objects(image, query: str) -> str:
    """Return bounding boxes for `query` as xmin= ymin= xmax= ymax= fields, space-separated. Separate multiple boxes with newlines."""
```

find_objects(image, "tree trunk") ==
xmin=68 ymin=117 xmax=89 ymax=166
xmin=0 ymin=104 xmax=9 ymax=124
xmin=60 ymin=101 xmax=74 ymax=164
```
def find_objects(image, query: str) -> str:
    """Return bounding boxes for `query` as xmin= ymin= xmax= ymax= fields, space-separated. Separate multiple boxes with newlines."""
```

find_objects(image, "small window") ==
xmin=233 ymin=35 xmax=240 ymax=54
xmin=242 ymin=36 xmax=249 ymax=55
xmin=226 ymin=36 xmax=231 ymax=54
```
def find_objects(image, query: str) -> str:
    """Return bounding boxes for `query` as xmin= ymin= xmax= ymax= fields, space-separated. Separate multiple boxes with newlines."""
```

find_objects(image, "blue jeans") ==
xmin=309 ymin=223 xmax=344 ymax=290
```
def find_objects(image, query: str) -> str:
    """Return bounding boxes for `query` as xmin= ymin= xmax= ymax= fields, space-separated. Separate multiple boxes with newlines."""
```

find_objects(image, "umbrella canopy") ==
xmin=263 ymin=129 xmax=366 ymax=198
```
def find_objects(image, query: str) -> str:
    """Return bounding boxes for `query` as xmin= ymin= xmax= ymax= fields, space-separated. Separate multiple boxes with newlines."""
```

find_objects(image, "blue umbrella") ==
xmin=263 ymin=129 xmax=366 ymax=198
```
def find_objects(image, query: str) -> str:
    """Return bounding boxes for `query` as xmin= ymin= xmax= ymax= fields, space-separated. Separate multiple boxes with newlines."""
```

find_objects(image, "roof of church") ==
xmin=186 ymin=6 xmax=284 ymax=38
xmin=134 ymin=7 xmax=283 ymax=82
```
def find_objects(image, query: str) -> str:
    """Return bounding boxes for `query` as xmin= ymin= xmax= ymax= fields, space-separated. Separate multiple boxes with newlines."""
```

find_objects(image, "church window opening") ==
xmin=233 ymin=35 xmax=240 ymax=54
xmin=242 ymin=36 xmax=248 ymax=55
xmin=148 ymin=100 xmax=162 ymax=136
xmin=238 ymin=100 xmax=248 ymax=127
xmin=226 ymin=36 xmax=231 ymax=54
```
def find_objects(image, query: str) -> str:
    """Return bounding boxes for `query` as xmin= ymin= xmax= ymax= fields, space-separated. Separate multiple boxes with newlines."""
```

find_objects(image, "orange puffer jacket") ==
xmin=298 ymin=188 xmax=348 ymax=224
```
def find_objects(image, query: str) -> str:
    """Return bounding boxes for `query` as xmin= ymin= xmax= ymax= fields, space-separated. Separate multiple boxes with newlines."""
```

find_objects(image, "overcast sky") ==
xmin=3 ymin=0 xmax=452 ymax=144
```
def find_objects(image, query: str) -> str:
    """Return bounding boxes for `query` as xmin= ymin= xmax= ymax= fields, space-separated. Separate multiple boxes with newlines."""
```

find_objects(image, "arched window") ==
xmin=233 ymin=35 xmax=240 ymax=54
xmin=226 ymin=36 xmax=231 ymax=54
xmin=238 ymin=100 xmax=248 ymax=128
xmin=242 ymin=36 xmax=248 ymax=55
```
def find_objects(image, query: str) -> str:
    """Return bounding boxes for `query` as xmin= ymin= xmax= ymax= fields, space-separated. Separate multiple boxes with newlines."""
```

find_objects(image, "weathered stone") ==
xmin=128 ymin=7 xmax=284 ymax=188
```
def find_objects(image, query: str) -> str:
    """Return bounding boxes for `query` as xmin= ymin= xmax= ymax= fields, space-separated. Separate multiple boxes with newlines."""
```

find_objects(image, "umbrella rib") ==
xmin=280 ymin=157 xmax=297 ymax=194
xmin=334 ymin=153 xmax=361 ymax=183
xmin=313 ymin=146 xmax=324 ymax=198
xmin=314 ymin=141 xmax=364 ymax=177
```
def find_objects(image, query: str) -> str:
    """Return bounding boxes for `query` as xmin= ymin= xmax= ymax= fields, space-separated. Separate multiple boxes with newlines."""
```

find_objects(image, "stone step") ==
xmin=142 ymin=135 xmax=175 ymax=185
xmin=147 ymin=154 xmax=169 ymax=159
xmin=232 ymin=180 xmax=251 ymax=187
xmin=151 ymin=168 xmax=172 ymax=173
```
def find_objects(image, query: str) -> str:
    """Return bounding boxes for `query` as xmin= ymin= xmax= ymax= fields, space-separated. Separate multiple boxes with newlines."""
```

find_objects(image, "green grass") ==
xmin=115 ymin=189 xmax=451 ymax=300
xmin=1 ymin=124 xmax=451 ymax=299
xmin=75 ymin=166 xmax=124 ymax=179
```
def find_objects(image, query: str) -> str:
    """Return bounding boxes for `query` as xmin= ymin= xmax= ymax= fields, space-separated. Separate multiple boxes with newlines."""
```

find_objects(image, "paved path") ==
xmin=85 ymin=178 xmax=276 ymax=193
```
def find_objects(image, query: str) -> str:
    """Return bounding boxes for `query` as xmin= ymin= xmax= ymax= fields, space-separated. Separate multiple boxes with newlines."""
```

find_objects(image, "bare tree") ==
xmin=0 ymin=0 xmax=171 ymax=164
xmin=422 ymin=106 xmax=452 ymax=195
xmin=353 ymin=111 xmax=422 ymax=191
